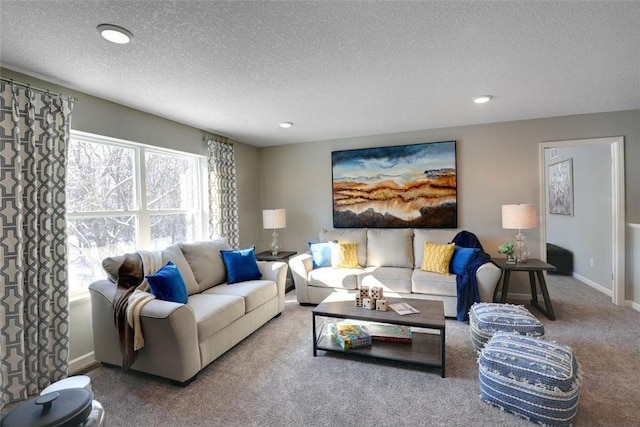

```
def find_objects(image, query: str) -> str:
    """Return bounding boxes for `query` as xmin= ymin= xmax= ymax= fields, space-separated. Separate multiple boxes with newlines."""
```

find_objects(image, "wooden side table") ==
xmin=492 ymin=258 xmax=557 ymax=320
xmin=255 ymin=250 xmax=297 ymax=293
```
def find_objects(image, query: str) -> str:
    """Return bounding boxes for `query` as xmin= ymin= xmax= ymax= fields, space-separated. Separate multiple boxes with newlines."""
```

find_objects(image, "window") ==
xmin=66 ymin=131 xmax=207 ymax=296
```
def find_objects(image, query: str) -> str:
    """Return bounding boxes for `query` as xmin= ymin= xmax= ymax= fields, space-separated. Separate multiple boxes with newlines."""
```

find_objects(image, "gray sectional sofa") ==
xmin=289 ymin=228 xmax=501 ymax=317
xmin=89 ymin=238 xmax=287 ymax=384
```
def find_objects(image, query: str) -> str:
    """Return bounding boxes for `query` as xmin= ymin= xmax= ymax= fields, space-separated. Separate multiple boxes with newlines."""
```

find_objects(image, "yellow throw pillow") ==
xmin=330 ymin=242 xmax=361 ymax=268
xmin=421 ymin=242 xmax=455 ymax=275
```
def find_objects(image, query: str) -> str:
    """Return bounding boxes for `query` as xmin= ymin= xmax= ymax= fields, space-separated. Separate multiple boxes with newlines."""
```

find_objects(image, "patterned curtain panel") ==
xmin=0 ymin=81 xmax=76 ymax=410
xmin=206 ymin=137 xmax=239 ymax=248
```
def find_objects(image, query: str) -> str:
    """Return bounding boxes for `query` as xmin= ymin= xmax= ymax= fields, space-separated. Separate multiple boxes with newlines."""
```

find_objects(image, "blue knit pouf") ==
xmin=479 ymin=332 xmax=582 ymax=427
xmin=469 ymin=302 xmax=544 ymax=352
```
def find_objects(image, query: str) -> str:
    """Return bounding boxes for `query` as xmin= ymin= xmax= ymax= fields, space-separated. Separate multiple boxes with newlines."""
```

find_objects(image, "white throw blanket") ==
xmin=126 ymin=249 xmax=163 ymax=351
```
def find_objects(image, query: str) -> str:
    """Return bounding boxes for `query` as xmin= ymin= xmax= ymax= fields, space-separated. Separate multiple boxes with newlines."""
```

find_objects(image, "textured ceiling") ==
xmin=1 ymin=1 xmax=639 ymax=147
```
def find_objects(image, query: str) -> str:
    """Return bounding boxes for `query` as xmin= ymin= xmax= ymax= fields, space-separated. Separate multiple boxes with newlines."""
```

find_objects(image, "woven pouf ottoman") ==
xmin=469 ymin=302 xmax=544 ymax=352
xmin=479 ymin=332 xmax=582 ymax=427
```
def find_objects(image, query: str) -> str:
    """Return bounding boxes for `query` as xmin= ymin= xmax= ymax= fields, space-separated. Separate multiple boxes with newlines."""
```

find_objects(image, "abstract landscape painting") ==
xmin=332 ymin=141 xmax=457 ymax=228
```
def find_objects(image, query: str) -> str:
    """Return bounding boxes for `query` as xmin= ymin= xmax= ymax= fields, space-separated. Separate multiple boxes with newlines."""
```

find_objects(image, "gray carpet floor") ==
xmin=8 ymin=275 xmax=640 ymax=426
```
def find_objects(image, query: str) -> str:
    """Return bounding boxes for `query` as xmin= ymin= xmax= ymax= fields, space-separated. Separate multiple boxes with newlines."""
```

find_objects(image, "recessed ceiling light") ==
xmin=97 ymin=24 xmax=133 ymax=44
xmin=473 ymin=95 xmax=493 ymax=104
xmin=279 ymin=122 xmax=293 ymax=128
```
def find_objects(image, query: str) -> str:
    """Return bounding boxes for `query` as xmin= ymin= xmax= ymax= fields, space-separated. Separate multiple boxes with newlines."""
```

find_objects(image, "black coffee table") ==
xmin=312 ymin=295 xmax=446 ymax=377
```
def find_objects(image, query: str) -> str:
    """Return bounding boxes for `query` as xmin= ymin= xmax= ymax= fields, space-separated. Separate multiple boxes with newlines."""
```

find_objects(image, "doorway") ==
xmin=538 ymin=137 xmax=625 ymax=306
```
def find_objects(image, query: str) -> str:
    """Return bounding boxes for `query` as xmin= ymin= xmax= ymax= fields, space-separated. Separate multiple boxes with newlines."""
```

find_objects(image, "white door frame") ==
xmin=538 ymin=136 xmax=625 ymax=306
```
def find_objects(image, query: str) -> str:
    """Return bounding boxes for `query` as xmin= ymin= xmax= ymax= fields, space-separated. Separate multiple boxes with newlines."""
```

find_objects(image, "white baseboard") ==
xmin=501 ymin=292 xmax=531 ymax=302
xmin=70 ymin=351 xmax=96 ymax=374
xmin=506 ymin=276 xmax=640 ymax=314
xmin=627 ymin=300 xmax=640 ymax=312
xmin=572 ymin=273 xmax=613 ymax=297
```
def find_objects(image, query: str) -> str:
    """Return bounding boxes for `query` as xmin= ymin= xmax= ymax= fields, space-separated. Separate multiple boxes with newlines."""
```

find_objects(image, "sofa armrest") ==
xmin=289 ymin=253 xmax=313 ymax=304
xmin=257 ymin=261 xmax=287 ymax=312
xmin=89 ymin=279 xmax=201 ymax=382
xmin=476 ymin=262 xmax=502 ymax=303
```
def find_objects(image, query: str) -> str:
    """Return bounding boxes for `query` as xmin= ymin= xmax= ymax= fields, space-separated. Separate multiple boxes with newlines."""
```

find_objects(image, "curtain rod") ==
xmin=0 ymin=76 xmax=79 ymax=103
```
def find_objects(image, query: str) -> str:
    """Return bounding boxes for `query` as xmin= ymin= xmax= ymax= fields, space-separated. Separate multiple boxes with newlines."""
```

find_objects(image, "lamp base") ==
xmin=515 ymin=231 xmax=530 ymax=263
xmin=270 ymin=229 xmax=279 ymax=256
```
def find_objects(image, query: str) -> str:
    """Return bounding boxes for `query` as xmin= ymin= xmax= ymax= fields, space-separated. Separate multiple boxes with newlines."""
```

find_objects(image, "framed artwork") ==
xmin=548 ymin=158 xmax=574 ymax=215
xmin=331 ymin=141 xmax=457 ymax=228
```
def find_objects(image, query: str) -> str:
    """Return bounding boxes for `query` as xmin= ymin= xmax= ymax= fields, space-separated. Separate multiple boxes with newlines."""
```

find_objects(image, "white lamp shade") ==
xmin=502 ymin=204 xmax=537 ymax=229
xmin=263 ymin=209 xmax=286 ymax=229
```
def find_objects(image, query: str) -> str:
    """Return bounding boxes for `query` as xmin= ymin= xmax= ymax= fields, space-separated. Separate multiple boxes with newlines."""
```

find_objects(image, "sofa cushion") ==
xmin=220 ymin=246 xmax=262 ymax=284
xmin=102 ymin=255 xmax=124 ymax=283
xmin=309 ymin=242 xmax=332 ymax=268
xmin=179 ymin=238 xmax=231 ymax=291
xmin=413 ymin=229 xmax=458 ymax=268
xmin=330 ymin=242 xmax=361 ymax=268
xmin=412 ymin=269 xmax=457 ymax=297
xmin=359 ymin=267 xmax=412 ymax=293
xmin=319 ymin=229 xmax=367 ymax=267
xmin=146 ymin=261 xmax=188 ymax=304
xmin=421 ymin=242 xmax=455 ymax=275
xmin=101 ymin=253 xmax=145 ymax=288
xmin=450 ymin=246 xmax=480 ymax=275
xmin=188 ymin=294 xmax=245 ymax=342
xmin=366 ymin=229 xmax=413 ymax=268
xmin=308 ymin=267 xmax=359 ymax=290
xmin=162 ymin=245 xmax=200 ymax=296
xmin=204 ymin=279 xmax=277 ymax=313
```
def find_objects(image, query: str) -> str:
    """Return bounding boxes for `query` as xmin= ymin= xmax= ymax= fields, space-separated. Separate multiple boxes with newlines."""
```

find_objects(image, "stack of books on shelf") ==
xmin=363 ymin=323 xmax=413 ymax=344
xmin=330 ymin=321 xmax=372 ymax=349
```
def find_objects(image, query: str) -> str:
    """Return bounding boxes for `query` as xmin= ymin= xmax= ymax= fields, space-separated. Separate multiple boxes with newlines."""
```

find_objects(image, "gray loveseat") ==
xmin=89 ymin=238 xmax=287 ymax=384
xmin=289 ymin=228 xmax=501 ymax=318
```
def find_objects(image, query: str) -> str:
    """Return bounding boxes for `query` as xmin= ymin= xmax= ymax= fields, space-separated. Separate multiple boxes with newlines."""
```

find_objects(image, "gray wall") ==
xmin=258 ymin=110 xmax=640 ymax=302
xmin=545 ymin=144 xmax=613 ymax=292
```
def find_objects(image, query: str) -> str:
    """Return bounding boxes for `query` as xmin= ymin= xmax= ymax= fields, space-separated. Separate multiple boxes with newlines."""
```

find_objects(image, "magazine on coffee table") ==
xmin=389 ymin=302 xmax=420 ymax=315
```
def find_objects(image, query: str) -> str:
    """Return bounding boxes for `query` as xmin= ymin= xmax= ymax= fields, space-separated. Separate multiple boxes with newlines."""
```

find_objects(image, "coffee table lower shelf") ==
xmin=313 ymin=319 xmax=445 ymax=377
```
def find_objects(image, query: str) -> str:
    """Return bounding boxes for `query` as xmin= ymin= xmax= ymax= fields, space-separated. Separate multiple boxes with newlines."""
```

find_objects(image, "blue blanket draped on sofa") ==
xmin=451 ymin=230 xmax=492 ymax=321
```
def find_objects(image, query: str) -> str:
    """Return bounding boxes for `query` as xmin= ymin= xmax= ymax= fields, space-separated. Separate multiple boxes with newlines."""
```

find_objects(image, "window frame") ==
xmin=67 ymin=130 xmax=208 ymax=297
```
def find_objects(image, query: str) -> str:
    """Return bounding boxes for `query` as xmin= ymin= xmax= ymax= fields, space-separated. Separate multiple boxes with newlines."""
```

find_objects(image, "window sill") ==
xmin=70 ymin=291 xmax=91 ymax=305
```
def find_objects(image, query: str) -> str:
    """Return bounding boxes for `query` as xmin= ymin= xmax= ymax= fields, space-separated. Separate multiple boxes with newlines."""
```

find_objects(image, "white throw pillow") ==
xmin=366 ymin=229 xmax=413 ymax=268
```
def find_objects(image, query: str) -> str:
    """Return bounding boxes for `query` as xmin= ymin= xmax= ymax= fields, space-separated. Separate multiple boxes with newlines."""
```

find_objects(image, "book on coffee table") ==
xmin=389 ymin=302 xmax=420 ymax=315
xmin=363 ymin=324 xmax=412 ymax=344
xmin=330 ymin=321 xmax=372 ymax=349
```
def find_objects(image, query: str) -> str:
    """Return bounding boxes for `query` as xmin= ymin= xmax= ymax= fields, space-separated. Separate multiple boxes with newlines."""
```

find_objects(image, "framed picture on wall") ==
xmin=548 ymin=158 xmax=574 ymax=215
xmin=331 ymin=141 xmax=457 ymax=228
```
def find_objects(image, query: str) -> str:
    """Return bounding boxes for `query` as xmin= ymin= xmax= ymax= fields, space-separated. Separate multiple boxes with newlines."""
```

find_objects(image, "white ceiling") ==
xmin=1 ymin=1 xmax=639 ymax=147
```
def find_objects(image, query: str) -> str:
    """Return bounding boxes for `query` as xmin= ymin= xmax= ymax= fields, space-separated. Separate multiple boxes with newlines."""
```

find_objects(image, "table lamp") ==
xmin=502 ymin=204 xmax=537 ymax=263
xmin=262 ymin=209 xmax=286 ymax=255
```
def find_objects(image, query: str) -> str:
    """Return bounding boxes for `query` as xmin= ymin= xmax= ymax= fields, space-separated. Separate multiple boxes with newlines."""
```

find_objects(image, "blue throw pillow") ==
xmin=450 ymin=246 xmax=480 ymax=275
xmin=146 ymin=261 xmax=188 ymax=304
xmin=308 ymin=242 xmax=332 ymax=269
xmin=220 ymin=246 xmax=262 ymax=284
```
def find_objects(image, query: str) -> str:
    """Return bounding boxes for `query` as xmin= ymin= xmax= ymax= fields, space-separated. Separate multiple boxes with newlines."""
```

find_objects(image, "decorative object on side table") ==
xmin=262 ymin=208 xmax=286 ymax=255
xmin=501 ymin=204 xmax=537 ymax=263
xmin=497 ymin=242 xmax=516 ymax=264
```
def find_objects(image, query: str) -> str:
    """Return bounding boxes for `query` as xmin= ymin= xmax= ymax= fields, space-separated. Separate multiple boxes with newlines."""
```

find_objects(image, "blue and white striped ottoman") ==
xmin=469 ymin=303 xmax=544 ymax=352
xmin=479 ymin=332 xmax=582 ymax=427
